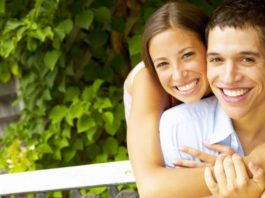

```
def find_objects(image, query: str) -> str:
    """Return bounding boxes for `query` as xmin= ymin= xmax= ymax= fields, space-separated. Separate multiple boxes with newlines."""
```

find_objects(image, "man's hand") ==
xmin=245 ymin=143 xmax=265 ymax=170
xmin=204 ymin=154 xmax=265 ymax=198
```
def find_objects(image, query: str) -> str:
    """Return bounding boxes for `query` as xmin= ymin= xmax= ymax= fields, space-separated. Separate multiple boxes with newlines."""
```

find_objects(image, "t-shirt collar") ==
xmin=209 ymin=102 xmax=235 ymax=144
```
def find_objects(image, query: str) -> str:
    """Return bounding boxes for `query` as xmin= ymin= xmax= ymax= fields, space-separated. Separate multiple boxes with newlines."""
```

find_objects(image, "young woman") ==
xmin=124 ymin=1 xmax=265 ymax=197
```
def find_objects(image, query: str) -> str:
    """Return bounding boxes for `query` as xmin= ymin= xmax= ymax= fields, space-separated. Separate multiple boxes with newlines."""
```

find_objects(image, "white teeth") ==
xmin=223 ymin=89 xmax=248 ymax=97
xmin=177 ymin=80 xmax=197 ymax=92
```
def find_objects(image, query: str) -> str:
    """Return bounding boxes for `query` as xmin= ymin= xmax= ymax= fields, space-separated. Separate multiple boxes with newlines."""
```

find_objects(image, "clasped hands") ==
xmin=173 ymin=143 xmax=265 ymax=198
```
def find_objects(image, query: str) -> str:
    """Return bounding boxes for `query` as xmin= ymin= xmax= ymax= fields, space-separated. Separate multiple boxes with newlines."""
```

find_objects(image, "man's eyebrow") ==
xmin=207 ymin=52 xmax=219 ymax=56
xmin=240 ymin=51 xmax=260 ymax=56
xmin=207 ymin=51 xmax=260 ymax=57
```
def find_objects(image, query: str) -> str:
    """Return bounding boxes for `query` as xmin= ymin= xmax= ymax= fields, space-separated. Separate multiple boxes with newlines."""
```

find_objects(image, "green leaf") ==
xmin=44 ymin=49 xmax=61 ymax=70
xmin=88 ymin=31 xmax=108 ymax=48
xmin=82 ymin=87 xmax=93 ymax=100
xmin=75 ymin=10 xmax=94 ymax=29
xmin=115 ymin=146 xmax=128 ymax=161
xmin=77 ymin=115 xmax=96 ymax=133
xmin=0 ymin=62 xmax=11 ymax=83
xmin=63 ymin=148 xmax=76 ymax=162
xmin=105 ymin=118 xmax=120 ymax=136
xmin=54 ymin=138 xmax=69 ymax=149
xmin=29 ymin=29 xmax=46 ymax=42
xmin=49 ymin=105 xmax=68 ymax=124
xmin=111 ymin=16 xmax=125 ymax=32
xmin=3 ymin=19 xmax=23 ymax=34
xmin=62 ymin=125 xmax=71 ymax=138
xmin=43 ymin=26 xmax=54 ymax=39
xmin=128 ymin=34 xmax=142 ymax=56
xmin=42 ymin=89 xmax=52 ymax=101
xmin=58 ymin=76 xmax=66 ymax=93
xmin=92 ymin=79 xmax=104 ymax=95
xmin=54 ymin=149 xmax=62 ymax=160
xmin=0 ymin=0 xmax=5 ymax=13
xmin=95 ymin=153 xmax=108 ymax=163
xmin=73 ymin=138 xmax=83 ymax=150
xmin=0 ymin=38 xmax=16 ymax=58
xmin=55 ymin=19 xmax=73 ymax=41
xmin=37 ymin=143 xmax=53 ymax=154
xmin=86 ymin=127 xmax=97 ymax=143
xmin=43 ymin=130 xmax=54 ymax=143
xmin=46 ymin=70 xmax=58 ymax=88
xmin=103 ymin=137 xmax=118 ymax=155
xmin=102 ymin=111 xmax=114 ymax=125
xmin=94 ymin=7 xmax=111 ymax=23
xmin=94 ymin=98 xmax=112 ymax=112
xmin=84 ymin=63 xmax=102 ymax=81
xmin=27 ymin=38 xmax=38 ymax=52
xmin=11 ymin=61 xmax=20 ymax=76
xmin=68 ymin=101 xmax=83 ymax=119
xmin=64 ymin=87 xmax=80 ymax=102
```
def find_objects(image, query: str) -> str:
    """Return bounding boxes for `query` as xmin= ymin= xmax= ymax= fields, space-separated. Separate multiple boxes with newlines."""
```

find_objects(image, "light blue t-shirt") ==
xmin=159 ymin=96 xmax=244 ymax=168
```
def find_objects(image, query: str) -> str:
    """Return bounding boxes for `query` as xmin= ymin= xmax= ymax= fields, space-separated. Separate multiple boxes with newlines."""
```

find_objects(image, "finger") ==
xmin=232 ymin=153 xmax=249 ymax=187
xmin=214 ymin=155 xmax=227 ymax=191
xmin=204 ymin=166 xmax=219 ymax=195
xmin=179 ymin=146 xmax=215 ymax=164
xmin=203 ymin=142 xmax=235 ymax=155
xmin=173 ymin=159 xmax=207 ymax=168
xmin=248 ymin=161 xmax=265 ymax=189
xmin=223 ymin=155 xmax=237 ymax=191
xmin=260 ymin=191 xmax=265 ymax=198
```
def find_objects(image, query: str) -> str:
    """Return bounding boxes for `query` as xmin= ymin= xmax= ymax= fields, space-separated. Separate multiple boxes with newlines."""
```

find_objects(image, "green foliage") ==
xmin=0 ymin=0 xmax=221 ymax=196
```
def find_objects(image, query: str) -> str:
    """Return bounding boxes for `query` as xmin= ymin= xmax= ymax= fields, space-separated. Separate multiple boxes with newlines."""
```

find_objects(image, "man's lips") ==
xmin=222 ymin=88 xmax=249 ymax=97
xmin=220 ymin=87 xmax=251 ymax=103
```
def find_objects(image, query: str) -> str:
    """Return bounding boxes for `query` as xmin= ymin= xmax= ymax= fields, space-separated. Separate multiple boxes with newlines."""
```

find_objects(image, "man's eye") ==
xmin=182 ymin=52 xmax=194 ymax=59
xmin=208 ymin=57 xmax=222 ymax=63
xmin=242 ymin=57 xmax=255 ymax=63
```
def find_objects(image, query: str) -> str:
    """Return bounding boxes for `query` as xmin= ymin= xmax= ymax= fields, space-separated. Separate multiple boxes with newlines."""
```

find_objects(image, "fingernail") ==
xmin=248 ymin=161 xmax=257 ymax=171
xmin=203 ymin=140 xmax=209 ymax=144
xmin=179 ymin=146 xmax=184 ymax=151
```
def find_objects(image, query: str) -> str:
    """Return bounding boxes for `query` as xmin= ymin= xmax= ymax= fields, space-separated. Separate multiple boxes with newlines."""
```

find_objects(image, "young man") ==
xmin=160 ymin=0 xmax=265 ymax=197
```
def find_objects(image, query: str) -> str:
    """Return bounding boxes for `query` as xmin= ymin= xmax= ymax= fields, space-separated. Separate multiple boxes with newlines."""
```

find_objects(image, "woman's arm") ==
xmin=126 ymin=67 xmax=212 ymax=198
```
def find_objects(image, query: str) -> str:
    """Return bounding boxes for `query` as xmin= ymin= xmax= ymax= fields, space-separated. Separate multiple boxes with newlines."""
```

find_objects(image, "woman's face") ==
xmin=149 ymin=27 xmax=210 ymax=104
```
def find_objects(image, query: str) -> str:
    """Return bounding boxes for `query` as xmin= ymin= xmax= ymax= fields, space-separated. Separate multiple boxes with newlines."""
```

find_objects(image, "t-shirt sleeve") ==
xmin=159 ymin=110 xmax=182 ymax=168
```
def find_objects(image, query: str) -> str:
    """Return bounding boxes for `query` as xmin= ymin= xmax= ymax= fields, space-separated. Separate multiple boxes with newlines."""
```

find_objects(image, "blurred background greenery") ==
xmin=0 ymin=0 xmax=221 ymax=196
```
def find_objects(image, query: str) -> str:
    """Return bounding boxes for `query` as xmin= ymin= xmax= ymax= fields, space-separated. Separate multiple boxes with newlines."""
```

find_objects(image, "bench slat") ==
xmin=0 ymin=160 xmax=135 ymax=195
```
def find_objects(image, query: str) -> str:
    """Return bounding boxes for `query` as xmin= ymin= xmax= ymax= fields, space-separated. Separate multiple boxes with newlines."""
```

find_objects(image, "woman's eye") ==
xmin=156 ymin=62 xmax=167 ymax=68
xmin=182 ymin=52 xmax=194 ymax=59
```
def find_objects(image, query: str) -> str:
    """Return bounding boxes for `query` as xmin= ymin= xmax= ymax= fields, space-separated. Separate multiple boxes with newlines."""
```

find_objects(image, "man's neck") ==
xmin=233 ymin=111 xmax=265 ymax=155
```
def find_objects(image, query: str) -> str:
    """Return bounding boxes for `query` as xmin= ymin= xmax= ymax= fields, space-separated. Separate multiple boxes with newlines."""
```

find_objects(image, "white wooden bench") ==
xmin=0 ymin=160 xmax=137 ymax=198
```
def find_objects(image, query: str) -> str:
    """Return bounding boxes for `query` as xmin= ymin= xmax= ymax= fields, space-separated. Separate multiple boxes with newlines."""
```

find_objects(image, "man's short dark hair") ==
xmin=206 ymin=0 xmax=265 ymax=45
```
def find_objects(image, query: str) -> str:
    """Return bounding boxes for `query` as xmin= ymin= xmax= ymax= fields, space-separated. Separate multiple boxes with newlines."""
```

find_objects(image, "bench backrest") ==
xmin=0 ymin=160 xmax=136 ymax=196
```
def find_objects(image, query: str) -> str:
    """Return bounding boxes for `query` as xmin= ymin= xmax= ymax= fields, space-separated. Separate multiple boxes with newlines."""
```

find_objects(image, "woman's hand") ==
xmin=204 ymin=154 xmax=265 ymax=198
xmin=173 ymin=143 xmax=235 ymax=168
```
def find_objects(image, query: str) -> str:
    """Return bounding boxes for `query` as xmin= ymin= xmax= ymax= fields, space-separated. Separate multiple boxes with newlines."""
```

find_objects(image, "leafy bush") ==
xmin=0 ymin=0 xmax=221 ymax=196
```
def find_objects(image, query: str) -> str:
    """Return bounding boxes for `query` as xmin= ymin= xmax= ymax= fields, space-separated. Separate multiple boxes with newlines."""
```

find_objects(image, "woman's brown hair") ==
xmin=141 ymin=1 xmax=209 ymax=77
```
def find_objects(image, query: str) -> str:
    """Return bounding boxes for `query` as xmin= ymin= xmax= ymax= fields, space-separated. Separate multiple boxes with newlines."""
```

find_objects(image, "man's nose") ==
xmin=220 ymin=61 xmax=241 ymax=84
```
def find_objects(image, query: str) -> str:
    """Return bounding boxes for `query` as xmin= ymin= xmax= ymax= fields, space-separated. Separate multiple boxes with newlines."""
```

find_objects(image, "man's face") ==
xmin=207 ymin=26 xmax=265 ymax=120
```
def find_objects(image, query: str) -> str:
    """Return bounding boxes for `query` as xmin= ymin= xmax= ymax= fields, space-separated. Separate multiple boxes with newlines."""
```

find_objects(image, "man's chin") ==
xmin=222 ymin=106 xmax=247 ymax=120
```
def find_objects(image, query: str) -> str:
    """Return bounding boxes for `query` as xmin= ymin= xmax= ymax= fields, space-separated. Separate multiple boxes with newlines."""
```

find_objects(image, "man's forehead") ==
xmin=207 ymin=26 xmax=263 ymax=53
